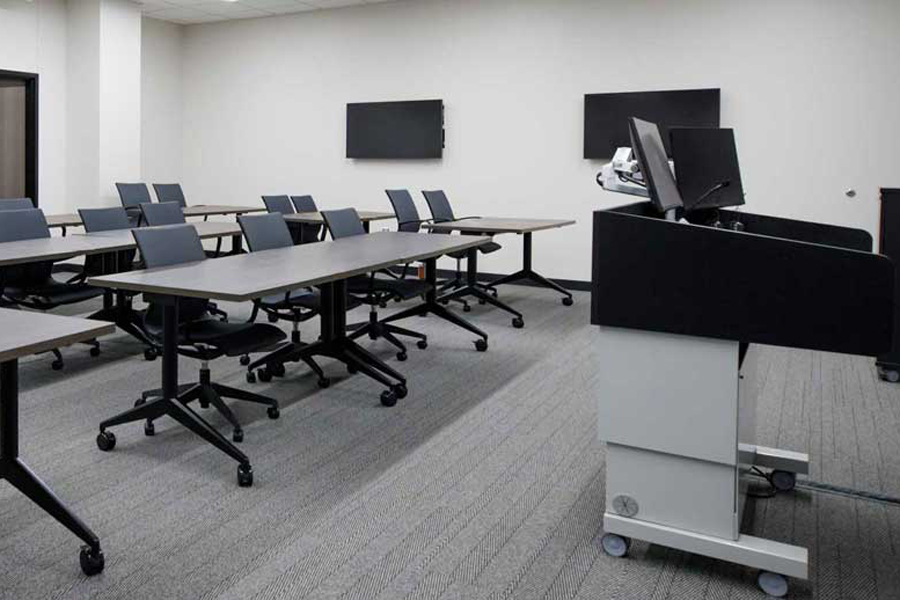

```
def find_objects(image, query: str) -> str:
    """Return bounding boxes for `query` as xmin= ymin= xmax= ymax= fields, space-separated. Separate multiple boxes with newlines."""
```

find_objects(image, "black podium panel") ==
xmin=592 ymin=202 xmax=893 ymax=357
xmin=877 ymin=188 xmax=900 ymax=372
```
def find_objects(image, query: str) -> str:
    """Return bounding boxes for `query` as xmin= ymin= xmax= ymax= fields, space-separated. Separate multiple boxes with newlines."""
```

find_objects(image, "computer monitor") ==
xmin=671 ymin=127 xmax=745 ymax=211
xmin=628 ymin=117 xmax=684 ymax=216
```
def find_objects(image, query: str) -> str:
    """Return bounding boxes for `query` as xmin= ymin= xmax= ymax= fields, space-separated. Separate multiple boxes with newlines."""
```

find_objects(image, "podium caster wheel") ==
xmin=239 ymin=355 xmax=250 ymax=366
xmin=143 ymin=348 xmax=157 ymax=361
xmin=417 ymin=340 xmax=428 ymax=350
xmin=757 ymin=571 xmax=789 ymax=598
xmin=463 ymin=304 xmax=472 ymax=312
xmin=89 ymin=346 xmax=101 ymax=357
xmin=51 ymin=359 xmax=64 ymax=371
xmin=318 ymin=377 xmax=331 ymax=389
xmin=267 ymin=406 xmax=280 ymax=419
xmin=771 ymin=470 xmax=796 ymax=492
xmin=512 ymin=317 xmax=524 ymax=329
xmin=380 ymin=389 xmax=398 ymax=407
xmin=600 ymin=533 xmax=630 ymax=558
xmin=397 ymin=351 xmax=408 ymax=362
xmin=258 ymin=369 xmax=273 ymax=383
xmin=475 ymin=339 xmax=488 ymax=352
xmin=246 ymin=371 xmax=257 ymax=384
xmin=80 ymin=546 xmax=105 ymax=576
xmin=562 ymin=296 xmax=574 ymax=306
xmin=144 ymin=421 xmax=155 ymax=437
xmin=96 ymin=431 xmax=116 ymax=452
xmin=237 ymin=464 xmax=254 ymax=487
xmin=233 ymin=429 xmax=244 ymax=443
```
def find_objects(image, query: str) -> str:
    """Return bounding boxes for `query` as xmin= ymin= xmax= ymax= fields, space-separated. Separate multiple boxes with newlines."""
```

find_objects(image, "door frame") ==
xmin=0 ymin=68 xmax=38 ymax=206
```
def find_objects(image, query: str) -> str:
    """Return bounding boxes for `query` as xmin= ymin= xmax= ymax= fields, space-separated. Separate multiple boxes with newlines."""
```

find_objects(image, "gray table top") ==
xmin=284 ymin=211 xmax=395 ymax=225
xmin=46 ymin=213 xmax=82 ymax=229
xmin=88 ymin=232 xmax=490 ymax=302
xmin=425 ymin=217 xmax=576 ymax=234
xmin=46 ymin=205 xmax=263 ymax=229
xmin=0 ymin=222 xmax=242 ymax=267
xmin=0 ymin=308 xmax=114 ymax=362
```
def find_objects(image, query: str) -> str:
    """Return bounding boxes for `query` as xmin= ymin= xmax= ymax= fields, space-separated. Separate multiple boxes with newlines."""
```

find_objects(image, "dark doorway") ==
xmin=0 ymin=69 xmax=38 ymax=206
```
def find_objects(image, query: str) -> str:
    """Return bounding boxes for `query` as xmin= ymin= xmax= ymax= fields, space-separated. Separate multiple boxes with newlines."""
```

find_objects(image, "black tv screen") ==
xmin=584 ymin=88 xmax=720 ymax=158
xmin=346 ymin=99 xmax=444 ymax=159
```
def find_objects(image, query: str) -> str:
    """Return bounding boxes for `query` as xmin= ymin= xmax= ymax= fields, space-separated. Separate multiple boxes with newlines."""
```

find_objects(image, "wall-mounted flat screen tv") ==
xmin=346 ymin=99 xmax=444 ymax=159
xmin=584 ymin=88 xmax=720 ymax=158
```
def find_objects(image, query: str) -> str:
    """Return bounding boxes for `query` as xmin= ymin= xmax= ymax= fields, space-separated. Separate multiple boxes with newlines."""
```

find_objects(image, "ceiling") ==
xmin=138 ymin=0 xmax=398 ymax=24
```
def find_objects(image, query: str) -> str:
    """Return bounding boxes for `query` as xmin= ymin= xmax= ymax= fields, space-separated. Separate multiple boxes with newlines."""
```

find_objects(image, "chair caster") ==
xmin=770 ymin=470 xmax=797 ymax=492
xmin=239 ymin=355 xmax=251 ymax=366
xmin=237 ymin=464 xmax=254 ymax=487
xmin=439 ymin=299 xmax=449 ymax=305
xmin=397 ymin=351 xmax=408 ymax=362
xmin=600 ymin=533 xmax=630 ymax=558
xmin=347 ymin=364 xmax=358 ymax=374
xmin=270 ymin=363 xmax=286 ymax=377
xmin=478 ymin=298 xmax=487 ymax=305
xmin=379 ymin=302 xmax=387 ymax=309
xmin=475 ymin=339 xmax=488 ymax=352
xmin=144 ymin=421 xmax=155 ymax=437
xmin=89 ymin=346 xmax=101 ymax=357
xmin=757 ymin=571 xmax=789 ymax=598
xmin=512 ymin=317 xmax=524 ymax=329
xmin=267 ymin=313 xmax=279 ymax=323
xmin=96 ymin=431 xmax=116 ymax=452
xmin=318 ymin=377 xmax=331 ymax=389
xmin=562 ymin=296 xmax=574 ymax=306
xmin=258 ymin=368 xmax=273 ymax=383
xmin=79 ymin=546 xmax=105 ymax=577
xmin=394 ymin=384 xmax=408 ymax=399
xmin=246 ymin=371 xmax=257 ymax=384
xmin=267 ymin=406 xmax=280 ymax=419
xmin=417 ymin=339 xmax=428 ymax=350
xmin=51 ymin=359 xmax=64 ymax=371
xmin=233 ymin=429 xmax=244 ymax=443
xmin=463 ymin=304 xmax=472 ymax=312
xmin=380 ymin=386 xmax=403 ymax=407
xmin=143 ymin=347 xmax=158 ymax=361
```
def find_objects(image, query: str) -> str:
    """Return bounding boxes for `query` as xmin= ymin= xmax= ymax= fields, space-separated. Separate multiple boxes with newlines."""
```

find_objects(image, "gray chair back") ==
xmin=153 ymin=183 xmax=187 ymax=207
xmin=321 ymin=208 xmax=366 ymax=239
xmin=0 ymin=209 xmax=52 ymax=286
xmin=262 ymin=195 xmax=295 ymax=215
xmin=141 ymin=202 xmax=185 ymax=226
xmin=239 ymin=213 xmax=294 ymax=252
xmin=78 ymin=207 xmax=131 ymax=232
xmin=386 ymin=190 xmax=422 ymax=233
xmin=289 ymin=195 xmax=322 ymax=243
xmin=290 ymin=195 xmax=317 ymax=213
xmin=422 ymin=190 xmax=455 ymax=223
xmin=116 ymin=183 xmax=152 ymax=208
xmin=0 ymin=198 xmax=35 ymax=211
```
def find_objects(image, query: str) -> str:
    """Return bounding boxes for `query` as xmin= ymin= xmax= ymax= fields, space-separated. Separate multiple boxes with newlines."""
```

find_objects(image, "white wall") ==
xmin=180 ymin=0 xmax=900 ymax=281
xmin=0 ymin=0 xmax=68 ymax=213
xmin=141 ymin=17 xmax=184 ymax=185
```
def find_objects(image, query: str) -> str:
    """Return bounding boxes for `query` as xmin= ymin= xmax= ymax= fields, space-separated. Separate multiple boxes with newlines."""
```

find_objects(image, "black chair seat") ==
xmin=4 ymin=279 xmax=105 ymax=306
xmin=479 ymin=240 xmax=503 ymax=254
xmin=346 ymin=274 xmax=431 ymax=300
xmin=259 ymin=289 xmax=320 ymax=310
xmin=146 ymin=319 xmax=286 ymax=357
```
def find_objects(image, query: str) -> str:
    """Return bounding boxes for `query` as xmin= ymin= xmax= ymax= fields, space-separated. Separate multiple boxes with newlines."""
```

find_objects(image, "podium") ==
xmin=591 ymin=202 xmax=893 ymax=596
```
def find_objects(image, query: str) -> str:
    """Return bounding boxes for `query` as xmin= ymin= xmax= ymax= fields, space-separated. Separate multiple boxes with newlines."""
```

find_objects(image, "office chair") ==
xmin=422 ymin=189 xmax=500 ymax=300
xmin=290 ymin=195 xmax=324 ymax=243
xmin=152 ymin=183 xmax=188 ymax=208
xmin=115 ymin=182 xmax=152 ymax=227
xmin=385 ymin=189 xmax=470 ymax=312
xmin=0 ymin=209 xmax=103 ymax=370
xmin=262 ymin=195 xmax=303 ymax=244
xmin=237 ymin=213 xmax=331 ymax=387
xmin=79 ymin=207 xmax=160 ymax=360
xmin=321 ymin=208 xmax=430 ymax=361
xmin=127 ymin=224 xmax=285 ymax=442
xmin=0 ymin=198 xmax=35 ymax=211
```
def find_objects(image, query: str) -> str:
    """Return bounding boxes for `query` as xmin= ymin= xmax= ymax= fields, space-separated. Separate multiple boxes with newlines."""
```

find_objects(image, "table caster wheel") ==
xmin=237 ymin=464 xmax=254 ymax=487
xmin=562 ymin=296 xmax=574 ymax=306
xmin=96 ymin=431 xmax=116 ymax=452
xmin=258 ymin=368 xmax=273 ymax=383
xmin=397 ymin=351 xmax=408 ymax=362
xmin=233 ymin=429 xmax=244 ymax=443
xmin=347 ymin=364 xmax=358 ymax=374
xmin=267 ymin=406 xmax=280 ymax=419
xmin=757 ymin=571 xmax=789 ymax=598
xmin=771 ymin=470 xmax=796 ymax=492
xmin=246 ymin=371 xmax=256 ymax=384
xmin=318 ymin=377 xmax=331 ymax=389
xmin=79 ymin=546 xmax=105 ymax=576
xmin=89 ymin=346 xmax=101 ymax=357
xmin=143 ymin=348 xmax=157 ymax=361
xmin=144 ymin=421 xmax=155 ymax=437
xmin=417 ymin=340 xmax=428 ymax=350
xmin=512 ymin=317 xmax=524 ymax=329
xmin=271 ymin=363 xmax=286 ymax=378
xmin=239 ymin=355 xmax=250 ymax=366
xmin=475 ymin=339 xmax=488 ymax=352
xmin=51 ymin=359 xmax=64 ymax=371
xmin=380 ymin=389 xmax=398 ymax=407
xmin=600 ymin=533 xmax=630 ymax=557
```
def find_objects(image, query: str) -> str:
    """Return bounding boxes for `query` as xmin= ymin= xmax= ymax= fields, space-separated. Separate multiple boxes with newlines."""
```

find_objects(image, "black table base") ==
xmin=1 ymin=359 xmax=105 ymax=576
xmin=433 ymin=248 xmax=525 ymax=328
xmin=489 ymin=232 xmax=574 ymax=306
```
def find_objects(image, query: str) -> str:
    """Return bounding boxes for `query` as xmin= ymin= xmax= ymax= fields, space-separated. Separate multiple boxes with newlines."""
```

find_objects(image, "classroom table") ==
xmin=0 ymin=308 xmax=113 ymax=576
xmin=425 ymin=218 xmax=577 ymax=324
xmin=88 ymin=232 xmax=490 ymax=486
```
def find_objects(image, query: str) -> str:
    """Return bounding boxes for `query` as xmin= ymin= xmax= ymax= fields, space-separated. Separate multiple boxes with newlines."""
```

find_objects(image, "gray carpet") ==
xmin=1 ymin=286 xmax=898 ymax=600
